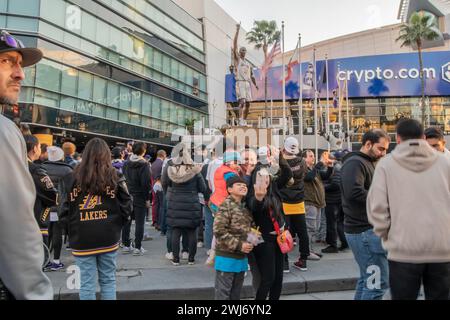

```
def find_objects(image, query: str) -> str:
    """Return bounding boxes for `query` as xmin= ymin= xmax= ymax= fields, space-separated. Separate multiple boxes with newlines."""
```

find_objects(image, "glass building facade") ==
xmin=238 ymin=97 xmax=450 ymax=148
xmin=0 ymin=0 xmax=208 ymax=147
xmin=297 ymin=96 xmax=450 ymax=143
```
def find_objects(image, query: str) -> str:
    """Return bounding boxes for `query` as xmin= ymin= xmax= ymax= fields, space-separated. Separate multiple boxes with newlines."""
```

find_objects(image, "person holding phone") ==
xmin=279 ymin=137 xmax=310 ymax=271
xmin=302 ymin=150 xmax=334 ymax=260
xmin=246 ymin=147 xmax=293 ymax=300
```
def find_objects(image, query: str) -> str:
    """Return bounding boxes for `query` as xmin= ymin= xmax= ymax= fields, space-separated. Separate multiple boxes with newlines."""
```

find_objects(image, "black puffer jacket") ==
xmin=246 ymin=154 xmax=293 ymax=241
xmin=123 ymin=155 xmax=152 ymax=208
xmin=162 ymin=157 xmax=206 ymax=229
xmin=200 ymin=162 xmax=212 ymax=202
xmin=278 ymin=156 xmax=308 ymax=204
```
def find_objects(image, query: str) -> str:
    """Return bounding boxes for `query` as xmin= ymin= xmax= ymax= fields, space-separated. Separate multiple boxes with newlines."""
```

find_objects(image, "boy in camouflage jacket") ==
xmin=213 ymin=176 xmax=255 ymax=300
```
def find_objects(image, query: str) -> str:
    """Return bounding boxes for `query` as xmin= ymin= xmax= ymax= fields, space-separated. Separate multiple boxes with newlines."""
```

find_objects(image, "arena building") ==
xmin=225 ymin=0 xmax=450 ymax=150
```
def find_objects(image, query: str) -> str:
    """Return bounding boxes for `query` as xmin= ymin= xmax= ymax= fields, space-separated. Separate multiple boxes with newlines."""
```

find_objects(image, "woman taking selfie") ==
xmin=247 ymin=147 xmax=293 ymax=300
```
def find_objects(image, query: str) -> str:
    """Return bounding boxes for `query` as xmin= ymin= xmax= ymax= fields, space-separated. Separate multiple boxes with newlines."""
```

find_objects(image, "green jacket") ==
xmin=304 ymin=163 xmax=333 ymax=209
xmin=213 ymin=196 xmax=254 ymax=260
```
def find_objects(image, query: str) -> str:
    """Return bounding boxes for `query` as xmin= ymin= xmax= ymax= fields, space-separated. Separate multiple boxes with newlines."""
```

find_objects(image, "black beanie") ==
xmin=226 ymin=175 xmax=247 ymax=191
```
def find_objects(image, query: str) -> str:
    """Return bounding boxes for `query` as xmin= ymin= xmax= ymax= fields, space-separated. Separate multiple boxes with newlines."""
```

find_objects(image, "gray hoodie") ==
xmin=444 ymin=148 xmax=450 ymax=161
xmin=367 ymin=139 xmax=450 ymax=263
xmin=0 ymin=115 xmax=53 ymax=299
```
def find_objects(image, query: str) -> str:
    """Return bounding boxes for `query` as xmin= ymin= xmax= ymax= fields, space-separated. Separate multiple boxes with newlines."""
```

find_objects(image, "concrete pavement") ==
xmin=47 ymin=223 xmax=359 ymax=300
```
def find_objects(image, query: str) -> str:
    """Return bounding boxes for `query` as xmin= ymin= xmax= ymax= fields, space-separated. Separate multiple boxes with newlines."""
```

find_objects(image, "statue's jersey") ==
xmin=236 ymin=58 xmax=251 ymax=82
xmin=235 ymin=57 xmax=253 ymax=101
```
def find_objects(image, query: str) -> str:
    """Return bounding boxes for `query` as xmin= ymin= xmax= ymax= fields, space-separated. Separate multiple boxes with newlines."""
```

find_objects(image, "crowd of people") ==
xmin=4 ymin=118 xmax=450 ymax=301
xmin=1 ymin=30 xmax=450 ymax=302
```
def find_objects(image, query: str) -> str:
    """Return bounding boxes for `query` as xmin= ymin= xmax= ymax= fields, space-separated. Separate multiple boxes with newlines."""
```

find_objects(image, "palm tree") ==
xmin=246 ymin=20 xmax=281 ymax=125
xmin=184 ymin=118 xmax=196 ymax=135
xmin=396 ymin=11 xmax=441 ymax=125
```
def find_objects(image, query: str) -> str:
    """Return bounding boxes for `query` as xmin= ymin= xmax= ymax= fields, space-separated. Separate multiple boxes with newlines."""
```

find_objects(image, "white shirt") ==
xmin=206 ymin=158 xmax=223 ymax=193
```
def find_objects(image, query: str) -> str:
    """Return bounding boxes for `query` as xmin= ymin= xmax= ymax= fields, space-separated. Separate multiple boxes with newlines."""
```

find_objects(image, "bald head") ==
xmin=239 ymin=47 xmax=247 ymax=59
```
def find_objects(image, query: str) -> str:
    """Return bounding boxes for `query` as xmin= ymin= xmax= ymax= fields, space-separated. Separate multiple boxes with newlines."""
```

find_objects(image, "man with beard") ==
xmin=340 ymin=129 xmax=390 ymax=300
xmin=0 ymin=30 xmax=53 ymax=299
xmin=425 ymin=127 xmax=450 ymax=160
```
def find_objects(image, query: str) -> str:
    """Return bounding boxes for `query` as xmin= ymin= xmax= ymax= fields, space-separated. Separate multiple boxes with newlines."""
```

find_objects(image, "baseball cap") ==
xmin=330 ymin=150 xmax=345 ymax=161
xmin=226 ymin=175 xmax=247 ymax=190
xmin=0 ymin=30 xmax=43 ymax=67
xmin=257 ymin=146 xmax=270 ymax=158
xmin=47 ymin=146 xmax=64 ymax=162
xmin=284 ymin=137 xmax=299 ymax=155
xmin=223 ymin=151 xmax=241 ymax=164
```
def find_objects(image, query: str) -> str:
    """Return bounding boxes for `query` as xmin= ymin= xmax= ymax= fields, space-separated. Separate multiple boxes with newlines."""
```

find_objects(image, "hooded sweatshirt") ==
xmin=0 ymin=115 xmax=53 ymax=300
xmin=122 ymin=155 xmax=152 ymax=208
xmin=278 ymin=156 xmax=307 ymax=204
xmin=367 ymin=140 xmax=450 ymax=263
xmin=340 ymin=151 xmax=377 ymax=234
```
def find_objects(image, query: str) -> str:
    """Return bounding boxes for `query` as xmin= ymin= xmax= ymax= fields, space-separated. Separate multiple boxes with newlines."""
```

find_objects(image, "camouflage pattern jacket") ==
xmin=213 ymin=196 xmax=254 ymax=259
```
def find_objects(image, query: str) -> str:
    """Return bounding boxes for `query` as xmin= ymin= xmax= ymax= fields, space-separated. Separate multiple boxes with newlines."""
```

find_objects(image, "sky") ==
xmin=214 ymin=0 xmax=402 ymax=51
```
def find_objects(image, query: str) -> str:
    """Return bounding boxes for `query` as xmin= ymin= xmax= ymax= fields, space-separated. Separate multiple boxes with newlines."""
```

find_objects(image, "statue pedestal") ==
xmin=225 ymin=126 xmax=276 ymax=148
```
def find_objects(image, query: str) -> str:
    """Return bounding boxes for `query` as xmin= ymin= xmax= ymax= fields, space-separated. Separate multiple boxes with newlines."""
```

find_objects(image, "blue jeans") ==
xmin=204 ymin=205 xmax=214 ymax=250
xmin=317 ymin=208 xmax=327 ymax=242
xmin=74 ymin=251 xmax=117 ymax=300
xmin=345 ymin=229 xmax=389 ymax=300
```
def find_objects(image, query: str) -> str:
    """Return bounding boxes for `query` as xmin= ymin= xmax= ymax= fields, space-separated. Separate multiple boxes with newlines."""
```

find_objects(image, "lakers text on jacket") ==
xmin=61 ymin=176 xmax=132 ymax=257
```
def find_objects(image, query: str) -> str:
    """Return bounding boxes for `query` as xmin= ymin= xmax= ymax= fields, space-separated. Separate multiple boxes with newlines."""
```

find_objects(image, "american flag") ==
xmin=260 ymin=40 xmax=281 ymax=81
xmin=280 ymin=42 xmax=299 ymax=83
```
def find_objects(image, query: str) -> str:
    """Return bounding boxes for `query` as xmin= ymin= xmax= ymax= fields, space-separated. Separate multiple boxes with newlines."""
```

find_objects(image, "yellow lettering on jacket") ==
xmin=79 ymin=210 xmax=108 ymax=222
xmin=106 ymin=186 xmax=116 ymax=199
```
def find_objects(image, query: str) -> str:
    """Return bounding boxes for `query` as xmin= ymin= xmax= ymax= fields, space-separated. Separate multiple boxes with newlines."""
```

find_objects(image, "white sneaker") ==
xmin=181 ymin=252 xmax=189 ymax=260
xmin=172 ymin=260 xmax=180 ymax=266
xmin=197 ymin=242 xmax=204 ymax=248
xmin=239 ymin=118 xmax=245 ymax=126
xmin=122 ymin=246 xmax=132 ymax=254
xmin=165 ymin=252 xmax=173 ymax=260
xmin=133 ymin=247 xmax=147 ymax=256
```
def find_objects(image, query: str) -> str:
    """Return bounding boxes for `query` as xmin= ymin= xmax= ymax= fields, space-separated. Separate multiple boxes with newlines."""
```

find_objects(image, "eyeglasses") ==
xmin=0 ymin=31 xmax=24 ymax=49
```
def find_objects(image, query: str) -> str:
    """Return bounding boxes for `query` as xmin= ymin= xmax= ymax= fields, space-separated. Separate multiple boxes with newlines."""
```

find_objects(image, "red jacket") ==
xmin=209 ymin=165 xmax=238 ymax=208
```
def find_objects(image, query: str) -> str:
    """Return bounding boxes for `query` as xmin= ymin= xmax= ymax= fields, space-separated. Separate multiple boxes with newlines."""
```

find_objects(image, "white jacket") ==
xmin=367 ymin=139 xmax=450 ymax=263
xmin=0 ymin=115 xmax=53 ymax=299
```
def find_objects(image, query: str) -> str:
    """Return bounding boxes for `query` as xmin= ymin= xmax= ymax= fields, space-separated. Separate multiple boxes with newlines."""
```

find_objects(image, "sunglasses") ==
xmin=0 ymin=31 xmax=25 ymax=49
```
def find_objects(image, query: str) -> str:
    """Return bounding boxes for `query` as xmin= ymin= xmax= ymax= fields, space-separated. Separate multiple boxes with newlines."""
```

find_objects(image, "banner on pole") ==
xmin=225 ymin=51 xmax=450 ymax=102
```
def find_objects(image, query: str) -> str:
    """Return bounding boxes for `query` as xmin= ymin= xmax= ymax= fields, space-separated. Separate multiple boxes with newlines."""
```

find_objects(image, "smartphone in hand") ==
xmin=255 ymin=168 xmax=270 ymax=190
